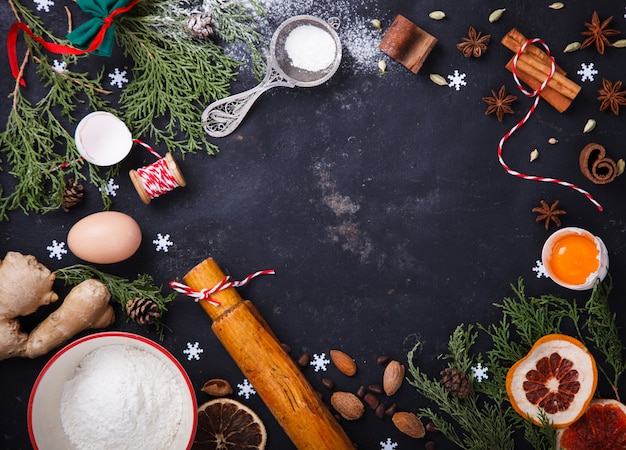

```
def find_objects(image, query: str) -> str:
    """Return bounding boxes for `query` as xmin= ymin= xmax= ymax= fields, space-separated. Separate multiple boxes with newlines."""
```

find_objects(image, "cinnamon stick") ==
xmin=183 ymin=258 xmax=354 ymax=450
xmin=501 ymin=28 xmax=581 ymax=112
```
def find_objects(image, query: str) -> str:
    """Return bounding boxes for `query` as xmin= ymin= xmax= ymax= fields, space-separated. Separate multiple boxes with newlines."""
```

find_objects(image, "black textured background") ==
xmin=1 ymin=0 xmax=626 ymax=449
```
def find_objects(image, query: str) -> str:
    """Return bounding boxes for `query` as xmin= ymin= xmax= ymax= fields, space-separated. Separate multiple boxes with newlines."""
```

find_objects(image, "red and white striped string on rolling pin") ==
xmin=498 ymin=38 xmax=603 ymax=212
xmin=170 ymin=270 xmax=276 ymax=306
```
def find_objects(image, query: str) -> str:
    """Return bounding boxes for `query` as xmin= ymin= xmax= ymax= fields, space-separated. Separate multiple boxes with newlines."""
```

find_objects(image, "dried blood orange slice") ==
xmin=192 ymin=398 xmax=267 ymax=449
xmin=506 ymin=334 xmax=597 ymax=428
xmin=556 ymin=399 xmax=626 ymax=450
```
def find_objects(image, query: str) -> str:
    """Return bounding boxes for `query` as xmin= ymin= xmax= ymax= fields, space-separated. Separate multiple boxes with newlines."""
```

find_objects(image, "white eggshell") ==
xmin=68 ymin=211 xmax=142 ymax=264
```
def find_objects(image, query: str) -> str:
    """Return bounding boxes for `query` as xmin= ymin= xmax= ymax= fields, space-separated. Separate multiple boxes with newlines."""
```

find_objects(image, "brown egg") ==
xmin=68 ymin=211 xmax=142 ymax=264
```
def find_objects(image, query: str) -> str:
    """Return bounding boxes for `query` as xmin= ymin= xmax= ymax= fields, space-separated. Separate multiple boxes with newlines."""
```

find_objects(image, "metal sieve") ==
xmin=202 ymin=15 xmax=342 ymax=138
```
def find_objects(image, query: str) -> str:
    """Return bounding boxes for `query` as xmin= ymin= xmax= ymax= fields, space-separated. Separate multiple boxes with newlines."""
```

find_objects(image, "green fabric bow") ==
xmin=66 ymin=0 xmax=135 ymax=56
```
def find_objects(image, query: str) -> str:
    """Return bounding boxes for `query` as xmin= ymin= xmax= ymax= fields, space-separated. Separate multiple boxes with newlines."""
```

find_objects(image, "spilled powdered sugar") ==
xmin=230 ymin=0 xmax=388 ymax=76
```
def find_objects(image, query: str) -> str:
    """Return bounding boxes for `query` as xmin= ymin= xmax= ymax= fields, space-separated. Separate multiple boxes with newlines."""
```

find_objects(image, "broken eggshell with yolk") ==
xmin=68 ymin=211 xmax=142 ymax=264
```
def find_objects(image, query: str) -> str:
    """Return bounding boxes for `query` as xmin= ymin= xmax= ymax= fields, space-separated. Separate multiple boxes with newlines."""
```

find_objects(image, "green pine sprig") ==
xmin=54 ymin=264 xmax=177 ymax=339
xmin=405 ymin=277 xmax=625 ymax=449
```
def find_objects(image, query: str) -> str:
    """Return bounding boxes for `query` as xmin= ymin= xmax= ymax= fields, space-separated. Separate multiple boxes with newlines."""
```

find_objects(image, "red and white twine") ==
xmin=499 ymin=38 xmax=603 ymax=212
xmin=133 ymin=139 xmax=181 ymax=200
xmin=169 ymin=270 xmax=276 ymax=306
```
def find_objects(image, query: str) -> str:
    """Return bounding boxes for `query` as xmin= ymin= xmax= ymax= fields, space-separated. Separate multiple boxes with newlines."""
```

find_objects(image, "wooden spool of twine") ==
xmin=129 ymin=140 xmax=186 ymax=204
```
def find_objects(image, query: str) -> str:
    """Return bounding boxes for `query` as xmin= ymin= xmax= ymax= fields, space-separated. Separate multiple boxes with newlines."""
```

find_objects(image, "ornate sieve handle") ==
xmin=201 ymin=63 xmax=295 ymax=138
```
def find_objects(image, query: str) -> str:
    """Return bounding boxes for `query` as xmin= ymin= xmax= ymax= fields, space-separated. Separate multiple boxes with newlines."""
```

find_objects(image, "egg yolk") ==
xmin=548 ymin=234 xmax=600 ymax=286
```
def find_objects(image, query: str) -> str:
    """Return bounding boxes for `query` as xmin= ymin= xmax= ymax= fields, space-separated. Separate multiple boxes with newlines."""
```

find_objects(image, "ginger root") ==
xmin=0 ymin=252 xmax=58 ymax=359
xmin=25 ymin=279 xmax=115 ymax=358
xmin=0 ymin=252 xmax=115 ymax=360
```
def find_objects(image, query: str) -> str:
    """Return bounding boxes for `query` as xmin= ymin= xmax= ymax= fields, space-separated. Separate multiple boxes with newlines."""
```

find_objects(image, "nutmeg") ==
xmin=330 ymin=391 xmax=365 ymax=420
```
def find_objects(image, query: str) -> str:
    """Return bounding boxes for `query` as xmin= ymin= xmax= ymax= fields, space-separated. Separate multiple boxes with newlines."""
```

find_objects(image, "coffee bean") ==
xmin=298 ymin=352 xmax=310 ymax=367
xmin=356 ymin=385 xmax=367 ymax=397
xmin=364 ymin=393 xmax=379 ymax=410
xmin=321 ymin=377 xmax=335 ymax=390
xmin=376 ymin=355 xmax=390 ymax=365
xmin=425 ymin=421 xmax=439 ymax=433
xmin=367 ymin=384 xmax=384 ymax=394
xmin=384 ymin=402 xmax=397 ymax=417
xmin=425 ymin=441 xmax=436 ymax=450
xmin=375 ymin=403 xmax=386 ymax=420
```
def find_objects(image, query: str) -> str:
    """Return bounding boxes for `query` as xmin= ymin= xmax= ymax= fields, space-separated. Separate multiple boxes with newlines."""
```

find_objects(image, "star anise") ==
xmin=597 ymin=78 xmax=626 ymax=115
xmin=532 ymin=200 xmax=566 ymax=230
xmin=482 ymin=85 xmax=517 ymax=121
xmin=580 ymin=11 xmax=620 ymax=54
xmin=457 ymin=26 xmax=491 ymax=58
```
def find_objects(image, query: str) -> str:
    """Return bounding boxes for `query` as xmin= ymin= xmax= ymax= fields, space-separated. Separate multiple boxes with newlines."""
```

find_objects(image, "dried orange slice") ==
xmin=506 ymin=334 xmax=597 ymax=428
xmin=192 ymin=398 xmax=267 ymax=450
xmin=556 ymin=399 xmax=626 ymax=449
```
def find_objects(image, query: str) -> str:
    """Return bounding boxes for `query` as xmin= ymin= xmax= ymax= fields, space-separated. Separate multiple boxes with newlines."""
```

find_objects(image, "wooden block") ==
xmin=378 ymin=15 xmax=438 ymax=74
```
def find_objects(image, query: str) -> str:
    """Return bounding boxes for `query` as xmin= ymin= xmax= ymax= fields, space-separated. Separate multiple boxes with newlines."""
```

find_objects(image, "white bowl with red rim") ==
xmin=28 ymin=331 xmax=197 ymax=450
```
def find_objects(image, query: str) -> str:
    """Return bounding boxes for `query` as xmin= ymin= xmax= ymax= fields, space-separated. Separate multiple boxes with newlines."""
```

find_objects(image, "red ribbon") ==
xmin=7 ymin=0 xmax=139 ymax=87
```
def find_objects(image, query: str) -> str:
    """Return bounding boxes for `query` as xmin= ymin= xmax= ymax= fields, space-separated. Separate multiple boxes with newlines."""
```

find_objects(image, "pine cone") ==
xmin=126 ymin=297 xmax=161 ymax=326
xmin=183 ymin=12 xmax=216 ymax=40
xmin=62 ymin=178 xmax=84 ymax=212
xmin=440 ymin=367 xmax=472 ymax=399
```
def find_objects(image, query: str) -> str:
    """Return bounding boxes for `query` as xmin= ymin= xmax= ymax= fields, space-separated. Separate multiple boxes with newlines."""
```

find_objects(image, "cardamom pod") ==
xmin=378 ymin=60 xmax=387 ymax=74
xmin=563 ymin=42 xmax=581 ymax=53
xmin=371 ymin=19 xmax=383 ymax=33
xmin=548 ymin=2 xmax=564 ymax=9
xmin=488 ymin=8 xmax=506 ymax=23
xmin=612 ymin=39 xmax=626 ymax=48
xmin=530 ymin=149 xmax=539 ymax=162
xmin=429 ymin=73 xmax=448 ymax=86
xmin=428 ymin=11 xmax=446 ymax=20
xmin=583 ymin=118 xmax=596 ymax=134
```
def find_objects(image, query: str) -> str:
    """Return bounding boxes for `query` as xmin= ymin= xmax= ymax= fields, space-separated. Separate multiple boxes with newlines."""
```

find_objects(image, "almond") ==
xmin=201 ymin=378 xmax=233 ymax=396
xmin=392 ymin=411 xmax=425 ymax=438
xmin=330 ymin=391 xmax=364 ymax=420
xmin=383 ymin=360 xmax=405 ymax=396
xmin=330 ymin=349 xmax=357 ymax=376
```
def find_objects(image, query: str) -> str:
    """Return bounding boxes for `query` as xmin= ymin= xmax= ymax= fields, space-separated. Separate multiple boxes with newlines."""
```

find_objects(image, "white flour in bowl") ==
xmin=60 ymin=344 xmax=184 ymax=450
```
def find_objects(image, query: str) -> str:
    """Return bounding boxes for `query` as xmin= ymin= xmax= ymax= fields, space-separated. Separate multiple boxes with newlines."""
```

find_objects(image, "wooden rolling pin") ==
xmin=183 ymin=258 xmax=355 ymax=449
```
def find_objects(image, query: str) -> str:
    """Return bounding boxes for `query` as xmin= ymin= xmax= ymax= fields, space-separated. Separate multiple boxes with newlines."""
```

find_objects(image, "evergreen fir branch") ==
xmin=115 ymin=0 xmax=265 ymax=157
xmin=1 ymin=1 xmax=116 ymax=219
xmin=440 ymin=323 xmax=478 ymax=374
xmin=54 ymin=264 xmax=176 ymax=339
xmin=207 ymin=0 xmax=267 ymax=80
xmin=583 ymin=277 xmax=626 ymax=399
xmin=407 ymin=341 xmax=516 ymax=449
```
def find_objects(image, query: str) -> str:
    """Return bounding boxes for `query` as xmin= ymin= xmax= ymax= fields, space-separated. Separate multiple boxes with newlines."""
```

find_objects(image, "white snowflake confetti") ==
xmin=471 ymin=363 xmax=489 ymax=382
xmin=108 ymin=68 xmax=129 ymax=88
xmin=153 ymin=233 xmax=174 ymax=252
xmin=46 ymin=240 xmax=67 ymax=260
xmin=577 ymin=63 xmax=598 ymax=82
xmin=237 ymin=379 xmax=257 ymax=399
xmin=51 ymin=60 xmax=67 ymax=72
xmin=447 ymin=70 xmax=467 ymax=91
xmin=532 ymin=259 xmax=549 ymax=278
xmin=183 ymin=342 xmax=204 ymax=360
xmin=310 ymin=352 xmax=331 ymax=372
xmin=380 ymin=438 xmax=398 ymax=450
xmin=33 ymin=0 xmax=54 ymax=12
xmin=99 ymin=178 xmax=120 ymax=197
